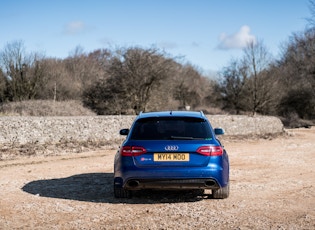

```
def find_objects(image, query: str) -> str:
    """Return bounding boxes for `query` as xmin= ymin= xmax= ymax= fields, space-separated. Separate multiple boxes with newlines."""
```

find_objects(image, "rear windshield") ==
xmin=130 ymin=117 xmax=213 ymax=140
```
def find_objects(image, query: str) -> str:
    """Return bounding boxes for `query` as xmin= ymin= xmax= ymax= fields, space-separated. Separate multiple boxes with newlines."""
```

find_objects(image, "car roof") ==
xmin=137 ymin=111 xmax=206 ymax=119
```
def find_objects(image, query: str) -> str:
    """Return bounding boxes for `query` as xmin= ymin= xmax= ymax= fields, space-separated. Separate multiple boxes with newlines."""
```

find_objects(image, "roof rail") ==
xmin=200 ymin=110 xmax=205 ymax=117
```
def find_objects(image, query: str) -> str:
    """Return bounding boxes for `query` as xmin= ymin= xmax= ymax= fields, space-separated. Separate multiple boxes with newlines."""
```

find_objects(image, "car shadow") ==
xmin=22 ymin=173 xmax=208 ymax=204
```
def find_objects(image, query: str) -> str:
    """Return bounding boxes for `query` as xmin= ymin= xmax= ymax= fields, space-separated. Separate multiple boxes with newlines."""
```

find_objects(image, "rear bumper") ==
xmin=114 ymin=165 xmax=228 ymax=190
xmin=124 ymin=178 xmax=220 ymax=190
xmin=114 ymin=154 xmax=230 ymax=190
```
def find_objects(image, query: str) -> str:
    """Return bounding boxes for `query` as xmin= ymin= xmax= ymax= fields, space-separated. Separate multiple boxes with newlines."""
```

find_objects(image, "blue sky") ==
xmin=0 ymin=0 xmax=310 ymax=75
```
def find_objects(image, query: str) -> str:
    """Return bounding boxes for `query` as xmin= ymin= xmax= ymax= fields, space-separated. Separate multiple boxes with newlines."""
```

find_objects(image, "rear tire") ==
xmin=212 ymin=182 xmax=229 ymax=199
xmin=114 ymin=185 xmax=131 ymax=198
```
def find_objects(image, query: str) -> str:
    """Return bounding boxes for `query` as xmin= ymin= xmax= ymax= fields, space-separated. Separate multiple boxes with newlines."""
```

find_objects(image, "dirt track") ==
xmin=0 ymin=128 xmax=314 ymax=229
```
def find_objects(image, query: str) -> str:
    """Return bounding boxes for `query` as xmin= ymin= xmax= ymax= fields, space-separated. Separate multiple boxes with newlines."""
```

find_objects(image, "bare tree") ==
xmin=0 ymin=40 xmax=46 ymax=101
xmin=282 ymin=30 xmax=315 ymax=90
xmin=172 ymin=64 xmax=207 ymax=110
xmin=106 ymin=47 xmax=174 ymax=114
xmin=218 ymin=59 xmax=248 ymax=114
xmin=36 ymin=58 xmax=68 ymax=100
xmin=48 ymin=48 xmax=112 ymax=101
xmin=0 ymin=68 xmax=6 ymax=102
xmin=307 ymin=0 xmax=315 ymax=27
xmin=242 ymin=40 xmax=274 ymax=115
xmin=276 ymin=29 xmax=315 ymax=119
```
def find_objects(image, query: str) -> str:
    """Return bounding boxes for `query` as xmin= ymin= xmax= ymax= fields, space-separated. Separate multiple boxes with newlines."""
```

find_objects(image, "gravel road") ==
xmin=0 ymin=128 xmax=314 ymax=229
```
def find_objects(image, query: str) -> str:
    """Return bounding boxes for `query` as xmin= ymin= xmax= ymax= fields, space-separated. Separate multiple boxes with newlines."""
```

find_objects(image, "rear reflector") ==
xmin=121 ymin=146 xmax=147 ymax=156
xmin=196 ymin=146 xmax=223 ymax=156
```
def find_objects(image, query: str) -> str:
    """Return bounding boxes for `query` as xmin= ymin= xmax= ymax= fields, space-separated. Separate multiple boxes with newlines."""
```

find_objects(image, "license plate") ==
xmin=154 ymin=153 xmax=189 ymax=161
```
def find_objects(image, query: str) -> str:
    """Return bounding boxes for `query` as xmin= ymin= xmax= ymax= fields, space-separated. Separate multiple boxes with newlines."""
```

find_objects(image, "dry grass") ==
xmin=0 ymin=100 xmax=96 ymax=116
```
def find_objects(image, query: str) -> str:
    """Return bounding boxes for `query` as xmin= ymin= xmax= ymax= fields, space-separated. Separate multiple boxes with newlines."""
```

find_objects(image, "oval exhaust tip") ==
xmin=128 ymin=180 xmax=140 ymax=188
xmin=205 ymin=181 xmax=216 ymax=187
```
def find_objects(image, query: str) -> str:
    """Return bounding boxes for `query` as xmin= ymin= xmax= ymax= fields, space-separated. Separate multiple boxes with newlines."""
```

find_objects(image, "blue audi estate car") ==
xmin=114 ymin=111 xmax=229 ymax=199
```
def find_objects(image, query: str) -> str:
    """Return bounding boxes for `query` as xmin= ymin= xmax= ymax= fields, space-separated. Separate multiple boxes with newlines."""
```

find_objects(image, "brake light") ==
xmin=121 ymin=146 xmax=147 ymax=156
xmin=196 ymin=146 xmax=223 ymax=156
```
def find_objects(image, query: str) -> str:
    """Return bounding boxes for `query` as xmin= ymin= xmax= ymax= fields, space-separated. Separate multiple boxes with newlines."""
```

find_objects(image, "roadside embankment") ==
xmin=0 ymin=115 xmax=284 ymax=144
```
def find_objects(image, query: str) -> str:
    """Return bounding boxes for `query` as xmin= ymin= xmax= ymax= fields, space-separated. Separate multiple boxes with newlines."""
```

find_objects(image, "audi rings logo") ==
xmin=164 ymin=145 xmax=179 ymax=151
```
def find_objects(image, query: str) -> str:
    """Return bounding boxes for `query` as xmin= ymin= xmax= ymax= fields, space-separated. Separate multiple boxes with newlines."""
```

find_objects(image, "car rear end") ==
xmin=114 ymin=111 xmax=229 ymax=199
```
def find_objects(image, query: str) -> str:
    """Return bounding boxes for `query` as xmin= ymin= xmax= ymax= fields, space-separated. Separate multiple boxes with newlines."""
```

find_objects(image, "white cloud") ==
xmin=218 ymin=25 xmax=256 ymax=50
xmin=63 ymin=21 xmax=87 ymax=35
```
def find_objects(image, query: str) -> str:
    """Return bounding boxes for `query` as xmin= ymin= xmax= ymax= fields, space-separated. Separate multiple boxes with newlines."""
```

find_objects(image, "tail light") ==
xmin=196 ymin=146 xmax=223 ymax=156
xmin=121 ymin=146 xmax=147 ymax=156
